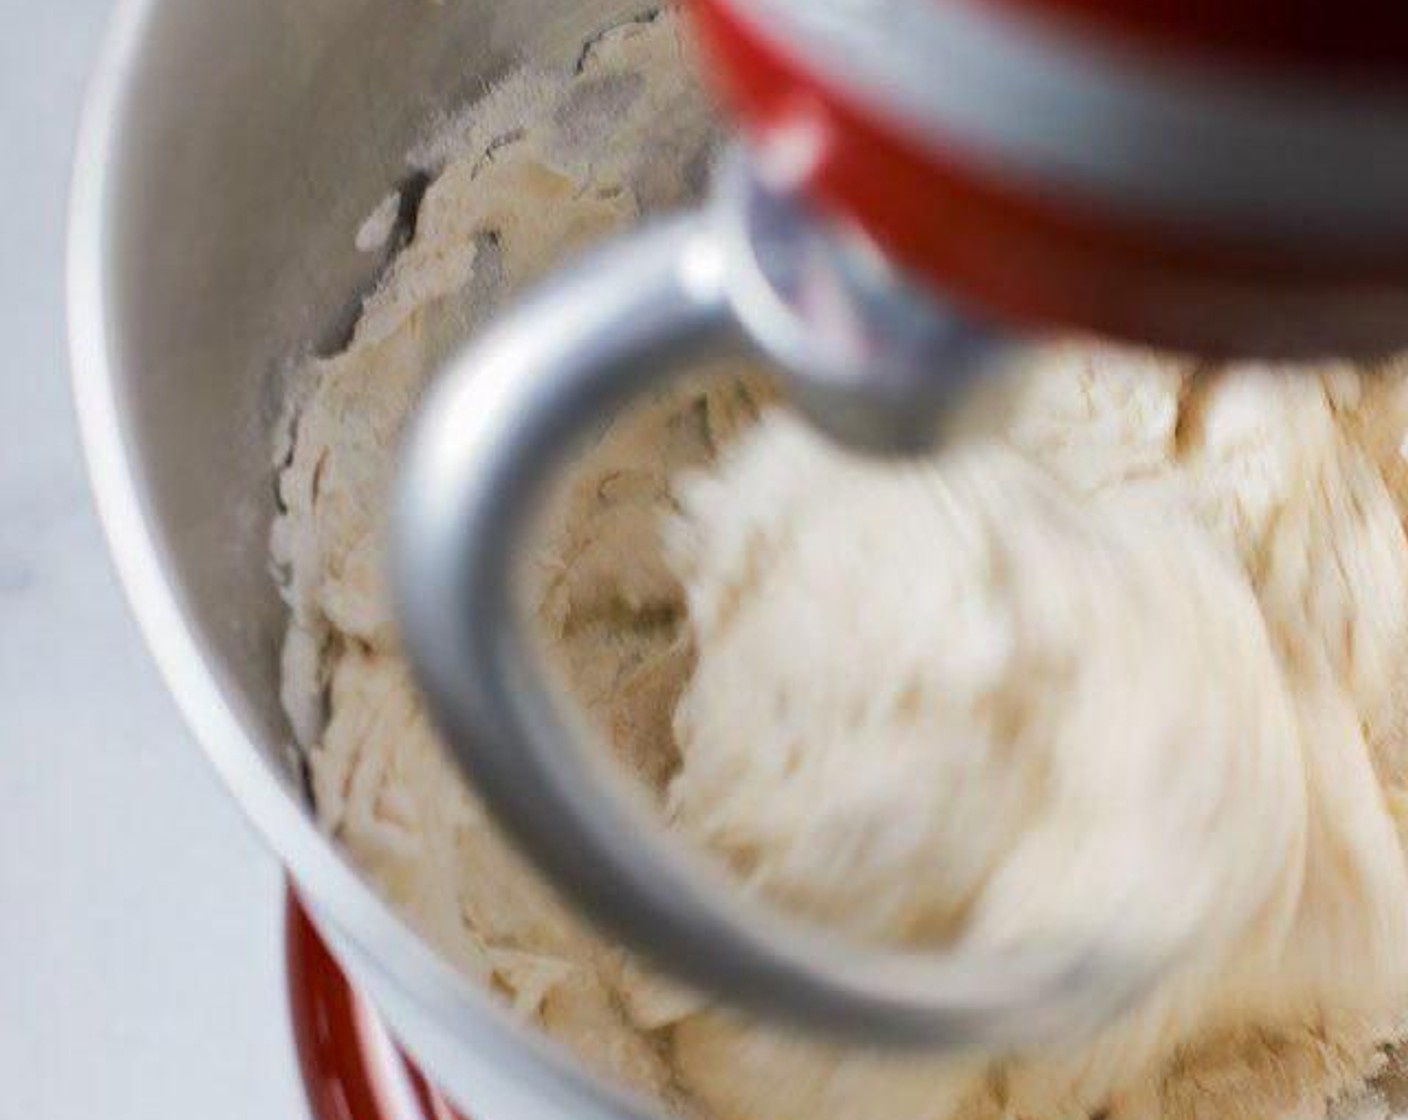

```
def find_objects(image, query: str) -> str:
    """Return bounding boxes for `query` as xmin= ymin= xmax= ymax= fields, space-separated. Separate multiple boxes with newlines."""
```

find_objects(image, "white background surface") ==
xmin=1 ymin=1 xmax=306 ymax=1116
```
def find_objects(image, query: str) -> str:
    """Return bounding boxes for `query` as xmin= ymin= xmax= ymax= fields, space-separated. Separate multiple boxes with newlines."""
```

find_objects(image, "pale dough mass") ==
xmin=273 ymin=14 xmax=1408 ymax=1120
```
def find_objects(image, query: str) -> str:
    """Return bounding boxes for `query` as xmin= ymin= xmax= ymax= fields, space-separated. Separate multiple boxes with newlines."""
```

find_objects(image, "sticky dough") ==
xmin=273 ymin=13 xmax=1408 ymax=1120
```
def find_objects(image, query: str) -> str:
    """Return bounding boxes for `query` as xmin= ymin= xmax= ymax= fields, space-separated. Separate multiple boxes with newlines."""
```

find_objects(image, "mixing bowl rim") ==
xmin=64 ymin=2 xmax=662 ymax=1116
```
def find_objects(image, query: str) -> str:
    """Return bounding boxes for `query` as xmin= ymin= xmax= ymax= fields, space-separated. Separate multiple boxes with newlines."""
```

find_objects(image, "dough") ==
xmin=272 ymin=13 xmax=1408 ymax=1120
xmin=664 ymin=364 xmax=1408 ymax=1120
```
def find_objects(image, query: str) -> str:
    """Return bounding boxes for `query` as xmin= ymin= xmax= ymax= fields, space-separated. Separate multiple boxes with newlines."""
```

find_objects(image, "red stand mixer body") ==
xmin=692 ymin=0 xmax=1408 ymax=357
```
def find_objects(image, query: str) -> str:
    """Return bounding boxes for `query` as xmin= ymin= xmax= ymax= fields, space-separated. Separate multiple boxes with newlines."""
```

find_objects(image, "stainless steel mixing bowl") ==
xmin=67 ymin=1 xmax=673 ymax=1116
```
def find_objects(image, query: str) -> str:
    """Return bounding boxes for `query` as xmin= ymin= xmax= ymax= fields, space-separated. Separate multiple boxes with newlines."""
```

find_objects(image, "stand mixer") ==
xmin=392 ymin=0 xmax=1408 ymax=1051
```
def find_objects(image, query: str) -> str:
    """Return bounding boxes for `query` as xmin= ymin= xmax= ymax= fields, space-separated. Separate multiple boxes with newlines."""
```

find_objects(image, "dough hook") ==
xmin=393 ymin=0 xmax=1408 ymax=1048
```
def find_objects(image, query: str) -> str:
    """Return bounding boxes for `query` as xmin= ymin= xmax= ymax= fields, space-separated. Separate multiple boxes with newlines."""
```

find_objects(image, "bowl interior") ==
xmin=102 ymin=0 xmax=656 ymax=799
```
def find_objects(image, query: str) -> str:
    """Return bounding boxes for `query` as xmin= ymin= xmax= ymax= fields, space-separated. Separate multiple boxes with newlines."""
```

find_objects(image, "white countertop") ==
xmin=1 ymin=2 xmax=305 ymax=1116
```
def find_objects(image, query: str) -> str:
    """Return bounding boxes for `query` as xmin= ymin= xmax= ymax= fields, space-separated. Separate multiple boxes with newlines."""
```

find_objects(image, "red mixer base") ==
xmin=286 ymin=890 xmax=468 ymax=1120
